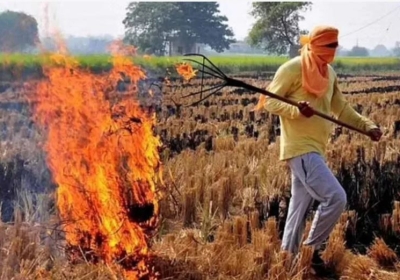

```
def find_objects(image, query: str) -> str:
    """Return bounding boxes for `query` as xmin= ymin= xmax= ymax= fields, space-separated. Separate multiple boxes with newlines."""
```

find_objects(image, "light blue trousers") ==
xmin=281 ymin=152 xmax=347 ymax=255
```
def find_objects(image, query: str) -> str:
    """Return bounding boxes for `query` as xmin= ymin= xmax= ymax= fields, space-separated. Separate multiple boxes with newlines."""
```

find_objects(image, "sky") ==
xmin=0 ymin=1 xmax=400 ymax=50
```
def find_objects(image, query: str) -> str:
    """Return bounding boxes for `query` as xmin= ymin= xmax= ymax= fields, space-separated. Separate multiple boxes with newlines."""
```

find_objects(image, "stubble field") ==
xmin=0 ymin=55 xmax=400 ymax=280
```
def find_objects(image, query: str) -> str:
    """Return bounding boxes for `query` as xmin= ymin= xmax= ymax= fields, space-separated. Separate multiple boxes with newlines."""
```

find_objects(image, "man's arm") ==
xmin=264 ymin=64 xmax=301 ymax=119
xmin=331 ymin=76 xmax=381 ymax=140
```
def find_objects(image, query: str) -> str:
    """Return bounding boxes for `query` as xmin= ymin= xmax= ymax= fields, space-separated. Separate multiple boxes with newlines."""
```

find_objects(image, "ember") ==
xmin=176 ymin=62 xmax=197 ymax=81
xmin=28 ymin=39 xmax=162 ymax=279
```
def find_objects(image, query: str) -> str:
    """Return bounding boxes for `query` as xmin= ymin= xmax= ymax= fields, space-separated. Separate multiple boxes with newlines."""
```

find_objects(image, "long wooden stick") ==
xmin=226 ymin=77 xmax=370 ymax=136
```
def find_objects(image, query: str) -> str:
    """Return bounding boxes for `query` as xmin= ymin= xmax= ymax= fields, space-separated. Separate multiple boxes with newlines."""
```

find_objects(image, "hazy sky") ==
xmin=1 ymin=1 xmax=400 ymax=50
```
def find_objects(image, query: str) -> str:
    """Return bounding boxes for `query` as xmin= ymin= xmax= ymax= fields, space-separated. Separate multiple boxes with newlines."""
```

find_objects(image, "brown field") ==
xmin=0 ymin=67 xmax=400 ymax=280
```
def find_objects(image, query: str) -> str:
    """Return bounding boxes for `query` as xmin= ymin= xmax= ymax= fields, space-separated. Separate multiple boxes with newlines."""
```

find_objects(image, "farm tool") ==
xmin=179 ymin=53 xmax=370 ymax=137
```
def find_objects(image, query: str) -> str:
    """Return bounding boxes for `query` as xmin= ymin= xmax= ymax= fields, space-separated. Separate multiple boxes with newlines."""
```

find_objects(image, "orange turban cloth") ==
xmin=299 ymin=25 xmax=339 ymax=97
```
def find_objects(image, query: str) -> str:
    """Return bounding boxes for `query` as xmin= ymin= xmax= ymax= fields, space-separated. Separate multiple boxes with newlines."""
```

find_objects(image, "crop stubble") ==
xmin=0 ymin=71 xmax=400 ymax=279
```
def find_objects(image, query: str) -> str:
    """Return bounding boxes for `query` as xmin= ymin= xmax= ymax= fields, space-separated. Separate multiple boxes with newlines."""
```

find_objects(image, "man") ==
xmin=261 ymin=25 xmax=382 ymax=275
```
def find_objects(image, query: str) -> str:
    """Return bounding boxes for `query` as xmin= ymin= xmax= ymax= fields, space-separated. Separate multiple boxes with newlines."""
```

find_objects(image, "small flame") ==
xmin=176 ymin=63 xmax=197 ymax=81
xmin=28 ymin=40 xmax=162 ymax=279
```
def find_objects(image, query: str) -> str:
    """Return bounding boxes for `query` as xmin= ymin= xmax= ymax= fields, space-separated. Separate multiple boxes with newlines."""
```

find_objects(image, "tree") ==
xmin=123 ymin=2 xmax=235 ymax=55
xmin=370 ymin=44 xmax=390 ymax=57
xmin=347 ymin=46 xmax=369 ymax=57
xmin=0 ymin=11 xmax=39 ymax=52
xmin=248 ymin=2 xmax=312 ymax=55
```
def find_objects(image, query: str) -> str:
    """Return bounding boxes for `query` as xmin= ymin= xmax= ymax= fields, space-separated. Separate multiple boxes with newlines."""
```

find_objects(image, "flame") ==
xmin=176 ymin=62 xmax=197 ymax=81
xmin=29 ymin=40 xmax=162 ymax=279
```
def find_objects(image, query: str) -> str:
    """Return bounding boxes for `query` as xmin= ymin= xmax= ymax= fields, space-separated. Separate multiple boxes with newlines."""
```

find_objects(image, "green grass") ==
xmin=0 ymin=53 xmax=399 ymax=79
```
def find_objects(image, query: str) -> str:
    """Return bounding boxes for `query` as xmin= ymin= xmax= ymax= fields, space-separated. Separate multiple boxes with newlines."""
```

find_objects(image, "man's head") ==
xmin=300 ymin=25 xmax=339 ymax=63
xmin=299 ymin=25 xmax=339 ymax=96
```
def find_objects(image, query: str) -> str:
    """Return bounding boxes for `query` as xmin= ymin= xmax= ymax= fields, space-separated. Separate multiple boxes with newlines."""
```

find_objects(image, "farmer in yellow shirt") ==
xmin=261 ymin=25 xmax=382 ymax=276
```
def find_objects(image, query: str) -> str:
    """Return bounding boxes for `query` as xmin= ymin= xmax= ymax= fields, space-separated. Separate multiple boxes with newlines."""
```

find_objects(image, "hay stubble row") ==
xmin=0 ymin=70 xmax=400 ymax=279
xmin=153 ymin=71 xmax=400 ymax=279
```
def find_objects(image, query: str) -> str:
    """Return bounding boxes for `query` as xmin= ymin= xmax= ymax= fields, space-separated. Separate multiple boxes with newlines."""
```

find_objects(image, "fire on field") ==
xmin=0 ymin=40 xmax=164 ymax=279
xmin=2 ymin=41 xmax=400 ymax=280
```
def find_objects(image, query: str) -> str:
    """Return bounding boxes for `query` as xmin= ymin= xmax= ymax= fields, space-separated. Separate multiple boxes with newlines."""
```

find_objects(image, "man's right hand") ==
xmin=367 ymin=127 xmax=383 ymax=142
xmin=298 ymin=101 xmax=314 ymax=118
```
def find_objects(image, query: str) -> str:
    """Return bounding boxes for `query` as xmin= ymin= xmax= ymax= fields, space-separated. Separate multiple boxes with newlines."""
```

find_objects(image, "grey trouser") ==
xmin=281 ymin=152 xmax=347 ymax=255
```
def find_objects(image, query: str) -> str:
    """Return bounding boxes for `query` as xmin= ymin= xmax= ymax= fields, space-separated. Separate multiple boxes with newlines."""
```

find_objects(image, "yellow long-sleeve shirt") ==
xmin=264 ymin=56 xmax=377 ymax=161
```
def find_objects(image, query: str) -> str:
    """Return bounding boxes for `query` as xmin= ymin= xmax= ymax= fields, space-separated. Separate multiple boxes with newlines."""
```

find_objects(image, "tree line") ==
xmin=2 ymin=3 xmax=400 ymax=57
xmin=122 ymin=2 xmax=309 ymax=56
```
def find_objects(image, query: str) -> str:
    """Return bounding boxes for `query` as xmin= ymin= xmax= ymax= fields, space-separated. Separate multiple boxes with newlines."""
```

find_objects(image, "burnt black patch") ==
xmin=127 ymin=202 xmax=154 ymax=223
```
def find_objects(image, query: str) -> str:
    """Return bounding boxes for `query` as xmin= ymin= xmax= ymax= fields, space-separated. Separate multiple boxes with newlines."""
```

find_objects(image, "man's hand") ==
xmin=298 ymin=101 xmax=314 ymax=118
xmin=368 ymin=127 xmax=383 ymax=142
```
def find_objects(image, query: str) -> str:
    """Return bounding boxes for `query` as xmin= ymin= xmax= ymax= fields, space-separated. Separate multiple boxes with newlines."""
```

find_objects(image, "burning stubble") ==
xmin=27 ymin=40 xmax=163 ymax=279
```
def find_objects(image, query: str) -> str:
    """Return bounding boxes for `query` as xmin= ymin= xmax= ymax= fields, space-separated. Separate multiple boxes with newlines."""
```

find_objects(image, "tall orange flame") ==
xmin=29 ymin=40 xmax=162 ymax=279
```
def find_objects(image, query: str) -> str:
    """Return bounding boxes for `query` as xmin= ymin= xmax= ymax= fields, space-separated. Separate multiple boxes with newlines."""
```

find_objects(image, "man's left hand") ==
xmin=368 ymin=127 xmax=383 ymax=142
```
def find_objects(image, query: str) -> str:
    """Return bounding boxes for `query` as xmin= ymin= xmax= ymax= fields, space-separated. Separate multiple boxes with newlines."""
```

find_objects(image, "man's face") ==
xmin=322 ymin=41 xmax=338 ymax=63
